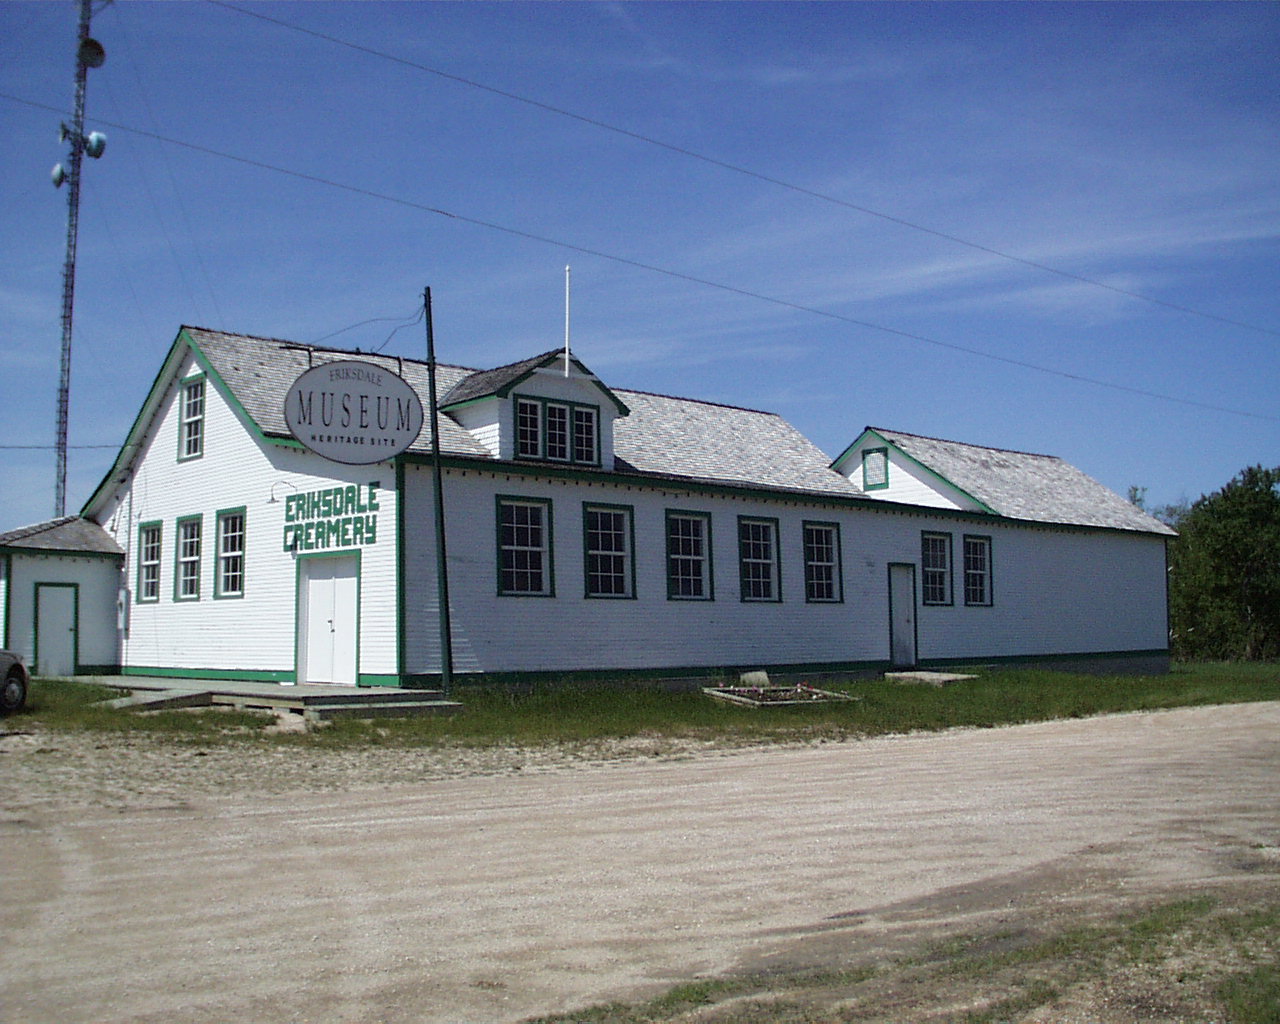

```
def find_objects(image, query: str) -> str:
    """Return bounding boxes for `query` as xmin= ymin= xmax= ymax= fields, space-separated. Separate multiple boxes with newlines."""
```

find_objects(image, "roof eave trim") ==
xmin=864 ymin=427 xmax=999 ymax=515
xmin=494 ymin=352 xmax=631 ymax=417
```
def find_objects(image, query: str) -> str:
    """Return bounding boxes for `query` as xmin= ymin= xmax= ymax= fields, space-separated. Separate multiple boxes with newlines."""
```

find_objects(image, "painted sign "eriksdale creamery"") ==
xmin=283 ymin=481 xmax=381 ymax=552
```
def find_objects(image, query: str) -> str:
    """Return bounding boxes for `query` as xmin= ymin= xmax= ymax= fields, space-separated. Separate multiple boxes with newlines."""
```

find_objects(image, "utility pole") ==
xmin=51 ymin=0 xmax=108 ymax=517
xmin=423 ymin=287 xmax=454 ymax=693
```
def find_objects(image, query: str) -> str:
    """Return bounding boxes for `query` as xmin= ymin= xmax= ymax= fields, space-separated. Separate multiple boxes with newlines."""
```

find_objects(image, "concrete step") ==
xmin=287 ymin=689 xmax=449 ymax=706
xmin=100 ymin=689 xmax=214 ymax=711
xmin=303 ymin=700 xmax=464 ymax=722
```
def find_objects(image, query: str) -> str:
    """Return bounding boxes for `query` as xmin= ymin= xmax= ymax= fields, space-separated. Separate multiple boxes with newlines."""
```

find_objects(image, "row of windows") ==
xmin=921 ymin=531 xmax=993 ymax=607
xmin=177 ymin=380 xmax=606 ymax=469
xmin=136 ymin=510 xmax=245 ymax=603
xmin=515 ymin=395 xmax=599 ymax=466
xmin=497 ymin=497 xmax=844 ymax=603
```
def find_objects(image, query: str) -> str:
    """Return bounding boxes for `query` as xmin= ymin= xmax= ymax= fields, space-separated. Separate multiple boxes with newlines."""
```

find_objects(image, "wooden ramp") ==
xmin=84 ymin=677 xmax=463 ymax=722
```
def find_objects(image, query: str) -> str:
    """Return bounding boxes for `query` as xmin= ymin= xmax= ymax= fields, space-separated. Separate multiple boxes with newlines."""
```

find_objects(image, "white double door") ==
xmin=298 ymin=556 xmax=358 ymax=685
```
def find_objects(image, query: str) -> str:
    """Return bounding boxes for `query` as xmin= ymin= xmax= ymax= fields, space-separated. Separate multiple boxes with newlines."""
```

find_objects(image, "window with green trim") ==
xmin=497 ymin=497 xmax=553 ymax=596
xmin=862 ymin=447 xmax=889 ymax=490
xmin=216 ymin=509 xmax=246 ymax=599
xmin=803 ymin=521 xmax=843 ymax=603
xmin=963 ymin=535 xmax=993 ymax=607
xmin=513 ymin=394 xmax=599 ymax=466
xmin=738 ymin=516 xmax=780 ymax=602
xmin=666 ymin=511 xmax=713 ymax=600
xmin=137 ymin=521 xmax=162 ymax=603
xmin=175 ymin=515 xmax=202 ymax=601
xmin=179 ymin=376 xmax=205 ymax=461
xmin=921 ymin=531 xmax=952 ymax=606
xmin=584 ymin=503 xmax=634 ymax=598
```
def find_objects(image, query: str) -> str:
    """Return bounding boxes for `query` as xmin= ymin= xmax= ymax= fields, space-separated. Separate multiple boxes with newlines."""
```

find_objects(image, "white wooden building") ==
xmin=3 ymin=325 xmax=1175 ymax=685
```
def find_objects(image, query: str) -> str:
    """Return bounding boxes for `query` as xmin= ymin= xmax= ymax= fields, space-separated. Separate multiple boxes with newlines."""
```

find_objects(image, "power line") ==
xmin=3 ymin=89 xmax=1275 ymax=424
xmin=207 ymin=0 xmax=1280 ymax=342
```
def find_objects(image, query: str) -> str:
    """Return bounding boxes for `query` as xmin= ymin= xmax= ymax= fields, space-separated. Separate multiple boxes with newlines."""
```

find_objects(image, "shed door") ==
xmin=888 ymin=563 xmax=917 ymax=669
xmin=35 ymin=583 xmax=78 ymax=677
xmin=298 ymin=556 xmax=358 ymax=685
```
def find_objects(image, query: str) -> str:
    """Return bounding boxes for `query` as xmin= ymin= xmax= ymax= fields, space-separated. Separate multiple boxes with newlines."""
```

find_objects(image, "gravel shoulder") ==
xmin=2 ymin=703 xmax=1278 ymax=1023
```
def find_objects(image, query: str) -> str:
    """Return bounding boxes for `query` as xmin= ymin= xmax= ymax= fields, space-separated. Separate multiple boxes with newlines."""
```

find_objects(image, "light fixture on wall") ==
xmin=268 ymin=480 xmax=297 ymax=504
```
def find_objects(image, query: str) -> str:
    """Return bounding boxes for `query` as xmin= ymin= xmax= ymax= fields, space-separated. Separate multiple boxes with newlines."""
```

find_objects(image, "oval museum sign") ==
xmin=284 ymin=360 xmax=424 ymax=465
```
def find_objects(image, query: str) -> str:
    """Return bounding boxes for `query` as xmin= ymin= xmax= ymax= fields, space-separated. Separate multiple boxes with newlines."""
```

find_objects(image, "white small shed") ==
xmin=0 ymin=517 xmax=124 ymax=676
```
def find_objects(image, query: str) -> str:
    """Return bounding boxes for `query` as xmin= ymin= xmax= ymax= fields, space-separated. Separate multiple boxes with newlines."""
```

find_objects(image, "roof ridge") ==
xmin=189 ymin=328 xmax=780 ymax=416
xmin=184 ymin=324 xmax=485 ymax=373
xmin=617 ymin=387 xmax=777 ymax=418
xmin=872 ymin=426 xmax=1059 ymax=461
xmin=0 ymin=516 xmax=79 ymax=543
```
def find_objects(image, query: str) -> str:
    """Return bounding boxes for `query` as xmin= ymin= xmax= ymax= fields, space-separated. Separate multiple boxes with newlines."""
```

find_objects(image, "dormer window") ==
xmin=514 ymin=394 xmax=599 ymax=466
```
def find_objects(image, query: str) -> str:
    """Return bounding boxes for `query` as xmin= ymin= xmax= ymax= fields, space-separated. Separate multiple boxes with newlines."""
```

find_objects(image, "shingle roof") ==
xmin=439 ymin=350 xmax=559 ymax=408
xmin=870 ymin=428 xmax=1176 ymax=535
xmin=88 ymin=328 xmax=1170 ymax=536
xmin=187 ymin=327 xmax=492 ymax=458
xmin=0 ymin=516 xmax=124 ymax=555
xmin=187 ymin=327 xmax=859 ymax=497
xmin=612 ymin=390 xmax=860 ymax=497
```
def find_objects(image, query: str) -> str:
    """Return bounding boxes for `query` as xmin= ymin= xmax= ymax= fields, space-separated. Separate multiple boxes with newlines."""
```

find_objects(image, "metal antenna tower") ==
xmin=50 ymin=0 xmax=108 ymax=517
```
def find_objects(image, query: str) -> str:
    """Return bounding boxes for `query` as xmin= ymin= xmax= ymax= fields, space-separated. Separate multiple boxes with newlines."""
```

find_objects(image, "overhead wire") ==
xmin=2 ymin=89 xmax=1275 ymax=424
xmin=206 ymin=0 xmax=1280 ymax=342
xmin=308 ymin=307 xmax=425 ymax=351
xmin=103 ymin=2 xmax=227 ymax=329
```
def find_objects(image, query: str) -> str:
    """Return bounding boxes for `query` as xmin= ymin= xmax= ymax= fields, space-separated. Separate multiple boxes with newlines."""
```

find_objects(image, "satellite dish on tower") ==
xmin=77 ymin=37 xmax=105 ymax=68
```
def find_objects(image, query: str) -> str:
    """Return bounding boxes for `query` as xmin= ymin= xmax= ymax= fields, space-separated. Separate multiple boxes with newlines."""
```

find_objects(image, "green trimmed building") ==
xmin=3 ymin=325 xmax=1175 ymax=684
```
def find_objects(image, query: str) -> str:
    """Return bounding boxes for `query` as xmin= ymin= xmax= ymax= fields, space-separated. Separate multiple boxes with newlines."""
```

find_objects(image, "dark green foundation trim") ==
xmin=123 ymin=665 xmax=296 ymax=683
xmin=917 ymin=649 xmax=1171 ymax=669
xmin=398 ymin=649 xmax=1172 ymax=689
xmin=359 ymin=673 xmax=404 ymax=688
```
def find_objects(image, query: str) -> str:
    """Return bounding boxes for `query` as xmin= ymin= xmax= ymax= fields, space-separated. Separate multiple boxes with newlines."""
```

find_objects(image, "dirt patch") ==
xmin=2 ymin=703 xmax=1278 ymax=1024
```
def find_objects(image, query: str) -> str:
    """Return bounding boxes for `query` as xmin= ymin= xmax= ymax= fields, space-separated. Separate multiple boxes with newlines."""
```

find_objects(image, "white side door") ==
xmin=36 ymin=583 xmax=78 ymax=677
xmin=887 ymin=563 xmax=917 ymax=669
xmin=298 ymin=556 xmax=358 ymax=685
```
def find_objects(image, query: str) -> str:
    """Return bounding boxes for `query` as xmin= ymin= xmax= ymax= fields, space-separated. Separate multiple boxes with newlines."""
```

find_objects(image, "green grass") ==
xmin=15 ymin=677 xmax=276 ymax=740
xmin=11 ymin=661 xmax=1279 ymax=749
xmin=525 ymin=894 xmax=1280 ymax=1024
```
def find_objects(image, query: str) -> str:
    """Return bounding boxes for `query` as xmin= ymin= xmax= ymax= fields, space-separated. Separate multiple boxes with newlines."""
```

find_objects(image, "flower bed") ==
xmin=702 ymin=684 xmax=856 ymax=708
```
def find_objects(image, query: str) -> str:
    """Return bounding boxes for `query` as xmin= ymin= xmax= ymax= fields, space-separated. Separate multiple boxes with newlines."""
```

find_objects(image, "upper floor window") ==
xmin=921 ymin=531 xmax=952 ymax=606
xmin=514 ymin=395 xmax=599 ymax=466
xmin=179 ymin=376 xmax=205 ymax=461
xmin=803 ymin=521 xmax=843 ymax=603
xmin=738 ymin=516 xmax=781 ymax=602
xmin=137 ymin=521 xmax=162 ymax=603
xmin=963 ymin=535 xmax=993 ymax=607
xmin=573 ymin=406 xmax=598 ymax=464
xmin=667 ymin=511 xmax=713 ymax=600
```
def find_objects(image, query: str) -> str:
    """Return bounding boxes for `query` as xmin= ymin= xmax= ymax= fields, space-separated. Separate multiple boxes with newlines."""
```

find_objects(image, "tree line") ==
xmin=1150 ymin=465 xmax=1280 ymax=661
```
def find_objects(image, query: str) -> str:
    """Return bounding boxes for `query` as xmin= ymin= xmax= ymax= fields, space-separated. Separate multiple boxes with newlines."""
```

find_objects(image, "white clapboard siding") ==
xmin=2 ymin=552 xmax=121 ymax=670
xmin=400 ymin=463 xmax=1170 ymax=675
xmin=95 ymin=350 xmax=400 ymax=680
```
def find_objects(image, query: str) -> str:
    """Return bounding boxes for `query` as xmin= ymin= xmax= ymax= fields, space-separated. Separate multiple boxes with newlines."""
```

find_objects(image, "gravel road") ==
xmin=2 ymin=702 xmax=1278 ymax=1023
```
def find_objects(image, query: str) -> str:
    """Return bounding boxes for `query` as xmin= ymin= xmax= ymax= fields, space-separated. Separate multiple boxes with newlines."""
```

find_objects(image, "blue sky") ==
xmin=2 ymin=0 xmax=1277 ymax=532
